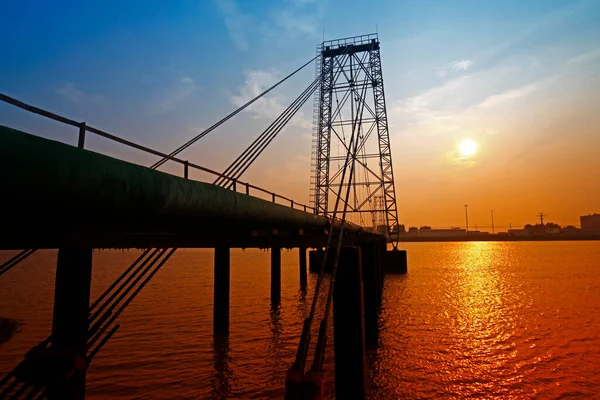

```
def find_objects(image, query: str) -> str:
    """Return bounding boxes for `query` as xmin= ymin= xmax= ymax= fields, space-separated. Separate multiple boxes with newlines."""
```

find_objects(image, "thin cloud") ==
xmin=230 ymin=69 xmax=311 ymax=128
xmin=216 ymin=0 xmax=323 ymax=50
xmin=449 ymin=59 xmax=473 ymax=71
xmin=154 ymin=76 xmax=198 ymax=113
xmin=437 ymin=59 xmax=473 ymax=76
xmin=567 ymin=49 xmax=600 ymax=65
xmin=216 ymin=0 xmax=251 ymax=51
xmin=56 ymin=83 xmax=103 ymax=104
xmin=476 ymin=83 xmax=539 ymax=109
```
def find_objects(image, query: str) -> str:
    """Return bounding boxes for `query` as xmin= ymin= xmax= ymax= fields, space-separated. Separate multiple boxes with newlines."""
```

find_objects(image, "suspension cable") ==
xmin=0 ymin=249 xmax=172 ymax=399
xmin=286 ymin=58 xmax=367 ymax=381
xmin=220 ymin=78 xmax=321 ymax=186
xmin=0 ymin=249 xmax=37 ymax=276
xmin=89 ymin=249 xmax=160 ymax=325
xmin=88 ymin=249 xmax=169 ymax=343
xmin=89 ymin=249 xmax=152 ymax=311
xmin=310 ymin=75 xmax=369 ymax=372
xmin=214 ymin=76 xmax=320 ymax=187
xmin=150 ymin=55 xmax=318 ymax=170
xmin=215 ymin=50 xmax=352 ymax=188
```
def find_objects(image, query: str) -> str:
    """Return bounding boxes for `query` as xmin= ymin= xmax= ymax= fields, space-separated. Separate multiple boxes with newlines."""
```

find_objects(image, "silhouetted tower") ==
xmin=310 ymin=33 xmax=399 ymax=235
xmin=538 ymin=212 xmax=547 ymax=225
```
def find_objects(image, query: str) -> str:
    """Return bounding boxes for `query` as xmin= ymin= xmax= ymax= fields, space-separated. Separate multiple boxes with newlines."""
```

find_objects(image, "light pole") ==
xmin=491 ymin=210 xmax=495 ymax=234
xmin=464 ymin=204 xmax=469 ymax=233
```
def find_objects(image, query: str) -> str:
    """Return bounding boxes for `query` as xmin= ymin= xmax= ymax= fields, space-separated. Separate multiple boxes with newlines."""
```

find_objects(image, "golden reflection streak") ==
xmin=444 ymin=242 xmax=522 ymax=396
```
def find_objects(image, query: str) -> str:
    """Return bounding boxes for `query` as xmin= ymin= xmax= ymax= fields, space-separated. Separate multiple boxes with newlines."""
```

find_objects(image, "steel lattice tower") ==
xmin=309 ymin=33 xmax=399 ymax=236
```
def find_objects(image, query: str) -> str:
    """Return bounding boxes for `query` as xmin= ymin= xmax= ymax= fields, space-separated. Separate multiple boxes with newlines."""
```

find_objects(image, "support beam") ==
xmin=334 ymin=247 xmax=366 ymax=399
xmin=48 ymin=248 xmax=93 ymax=400
xmin=214 ymin=247 xmax=231 ymax=335
xmin=360 ymin=243 xmax=378 ymax=348
xmin=299 ymin=247 xmax=307 ymax=288
xmin=271 ymin=247 xmax=281 ymax=305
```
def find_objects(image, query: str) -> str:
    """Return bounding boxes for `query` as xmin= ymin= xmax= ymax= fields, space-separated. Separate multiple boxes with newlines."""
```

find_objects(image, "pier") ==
xmin=0 ymin=33 xmax=407 ymax=399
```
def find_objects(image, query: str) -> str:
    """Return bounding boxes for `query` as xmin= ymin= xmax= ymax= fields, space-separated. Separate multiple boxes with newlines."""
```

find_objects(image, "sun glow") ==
xmin=459 ymin=138 xmax=478 ymax=157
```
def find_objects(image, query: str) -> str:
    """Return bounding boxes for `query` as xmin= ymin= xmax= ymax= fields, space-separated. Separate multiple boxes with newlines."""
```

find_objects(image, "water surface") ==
xmin=1 ymin=242 xmax=599 ymax=398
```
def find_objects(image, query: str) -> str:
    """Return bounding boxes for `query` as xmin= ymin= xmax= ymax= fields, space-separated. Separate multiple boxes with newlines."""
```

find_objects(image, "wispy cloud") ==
xmin=56 ymin=83 xmax=103 ymax=104
xmin=567 ymin=48 xmax=600 ymax=65
xmin=154 ymin=76 xmax=198 ymax=113
xmin=230 ymin=69 xmax=311 ymax=128
xmin=271 ymin=4 xmax=320 ymax=39
xmin=475 ymin=83 xmax=539 ymax=109
xmin=437 ymin=59 xmax=473 ymax=76
xmin=216 ymin=0 xmax=251 ymax=51
xmin=216 ymin=0 xmax=323 ymax=50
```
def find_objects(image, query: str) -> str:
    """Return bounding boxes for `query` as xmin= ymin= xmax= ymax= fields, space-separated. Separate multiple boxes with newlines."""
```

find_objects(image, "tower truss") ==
xmin=309 ymin=33 xmax=399 ymax=237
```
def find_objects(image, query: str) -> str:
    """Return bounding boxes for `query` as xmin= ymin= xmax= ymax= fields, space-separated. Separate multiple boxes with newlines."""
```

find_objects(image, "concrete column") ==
xmin=48 ymin=248 xmax=93 ymax=400
xmin=360 ymin=243 xmax=379 ymax=348
xmin=271 ymin=247 xmax=281 ymax=305
xmin=299 ymin=247 xmax=307 ymax=288
xmin=376 ymin=239 xmax=386 ymax=306
xmin=334 ymin=247 xmax=366 ymax=400
xmin=214 ymin=247 xmax=230 ymax=335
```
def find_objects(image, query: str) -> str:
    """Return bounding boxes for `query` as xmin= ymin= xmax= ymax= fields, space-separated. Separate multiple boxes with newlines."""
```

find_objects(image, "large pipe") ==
xmin=0 ymin=125 xmax=365 ymax=233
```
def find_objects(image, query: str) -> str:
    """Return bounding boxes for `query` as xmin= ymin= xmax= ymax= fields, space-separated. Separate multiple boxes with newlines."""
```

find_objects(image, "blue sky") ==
xmin=1 ymin=0 xmax=599 ymax=228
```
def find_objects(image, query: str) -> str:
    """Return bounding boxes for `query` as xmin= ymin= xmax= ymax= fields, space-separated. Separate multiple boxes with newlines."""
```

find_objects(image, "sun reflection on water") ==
xmin=445 ymin=242 xmax=522 ymax=396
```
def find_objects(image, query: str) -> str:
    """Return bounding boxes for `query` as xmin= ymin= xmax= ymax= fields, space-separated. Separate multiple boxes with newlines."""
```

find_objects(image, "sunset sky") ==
xmin=1 ymin=0 xmax=599 ymax=230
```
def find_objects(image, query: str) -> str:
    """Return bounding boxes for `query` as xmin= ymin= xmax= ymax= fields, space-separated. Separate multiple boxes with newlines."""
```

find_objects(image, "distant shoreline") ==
xmin=392 ymin=234 xmax=600 ymax=243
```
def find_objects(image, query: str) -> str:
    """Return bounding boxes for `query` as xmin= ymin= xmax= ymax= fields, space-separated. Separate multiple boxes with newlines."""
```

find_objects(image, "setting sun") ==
xmin=459 ymin=138 xmax=478 ymax=157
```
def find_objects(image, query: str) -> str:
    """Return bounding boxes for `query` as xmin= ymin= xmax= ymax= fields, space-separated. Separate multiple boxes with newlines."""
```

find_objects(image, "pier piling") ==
xmin=214 ymin=247 xmax=231 ymax=335
xmin=360 ymin=243 xmax=379 ymax=348
xmin=47 ymin=248 xmax=93 ymax=400
xmin=271 ymin=247 xmax=281 ymax=305
xmin=299 ymin=247 xmax=307 ymax=288
xmin=334 ymin=247 xmax=366 ymax=400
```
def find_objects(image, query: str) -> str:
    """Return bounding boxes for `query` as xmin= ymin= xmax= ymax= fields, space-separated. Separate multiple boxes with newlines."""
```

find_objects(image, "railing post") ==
xmin=232 ymin=180 xmax=237 ymax=192
xmin=272 ymin=193 xmax=276 ymax=203
xmin=304 ymin=205 xmax=307 ymax=212
xmin=291 ymin=200 xmax=294 ymax=208
xmin=246 ymin=183 xmax=250 ymax=195
xmin=184 ymin=161 xmax=189 ymax=179
xmin=77 ymin=122 xmax=86 ymax=149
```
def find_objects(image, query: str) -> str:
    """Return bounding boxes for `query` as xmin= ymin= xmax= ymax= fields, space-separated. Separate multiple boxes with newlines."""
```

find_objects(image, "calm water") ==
xmin=1 ymin=242 xmax=599 ymax=399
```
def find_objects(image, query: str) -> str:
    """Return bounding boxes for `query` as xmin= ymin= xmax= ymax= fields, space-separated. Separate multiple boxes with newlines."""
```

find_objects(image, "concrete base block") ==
xmin=308 ymin=249 xmax=335 ymax=273
xmin=382 ymin=249 xmax=407 ymax=274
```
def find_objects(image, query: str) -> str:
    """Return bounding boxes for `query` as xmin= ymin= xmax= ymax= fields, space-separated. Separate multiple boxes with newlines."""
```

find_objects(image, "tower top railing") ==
xmin=322 ymin=33 xmax=378 ymax=49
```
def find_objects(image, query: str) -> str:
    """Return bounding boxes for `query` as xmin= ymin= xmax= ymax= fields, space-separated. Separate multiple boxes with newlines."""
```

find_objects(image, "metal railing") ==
xmin=0 ymin=93 xmax=316 ymax=213
xmin=322 ymin=33 xmax=378 ymax=49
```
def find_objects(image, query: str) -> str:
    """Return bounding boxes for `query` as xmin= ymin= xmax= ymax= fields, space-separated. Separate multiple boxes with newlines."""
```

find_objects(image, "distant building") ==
xmin=418 ymin=227 xmax=466 ymax=237
xmin=560 ymin=226 xmax=580 ymax=234
xmin=467 ymin=230 xmax=489 ymax=236
xmin=407 ymin=227 xmax=419 ymax=236
xmin=581 ymin=214 xmax=600 ymax=233
xmin=508 ymin=229 xmax=530 ymax=236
